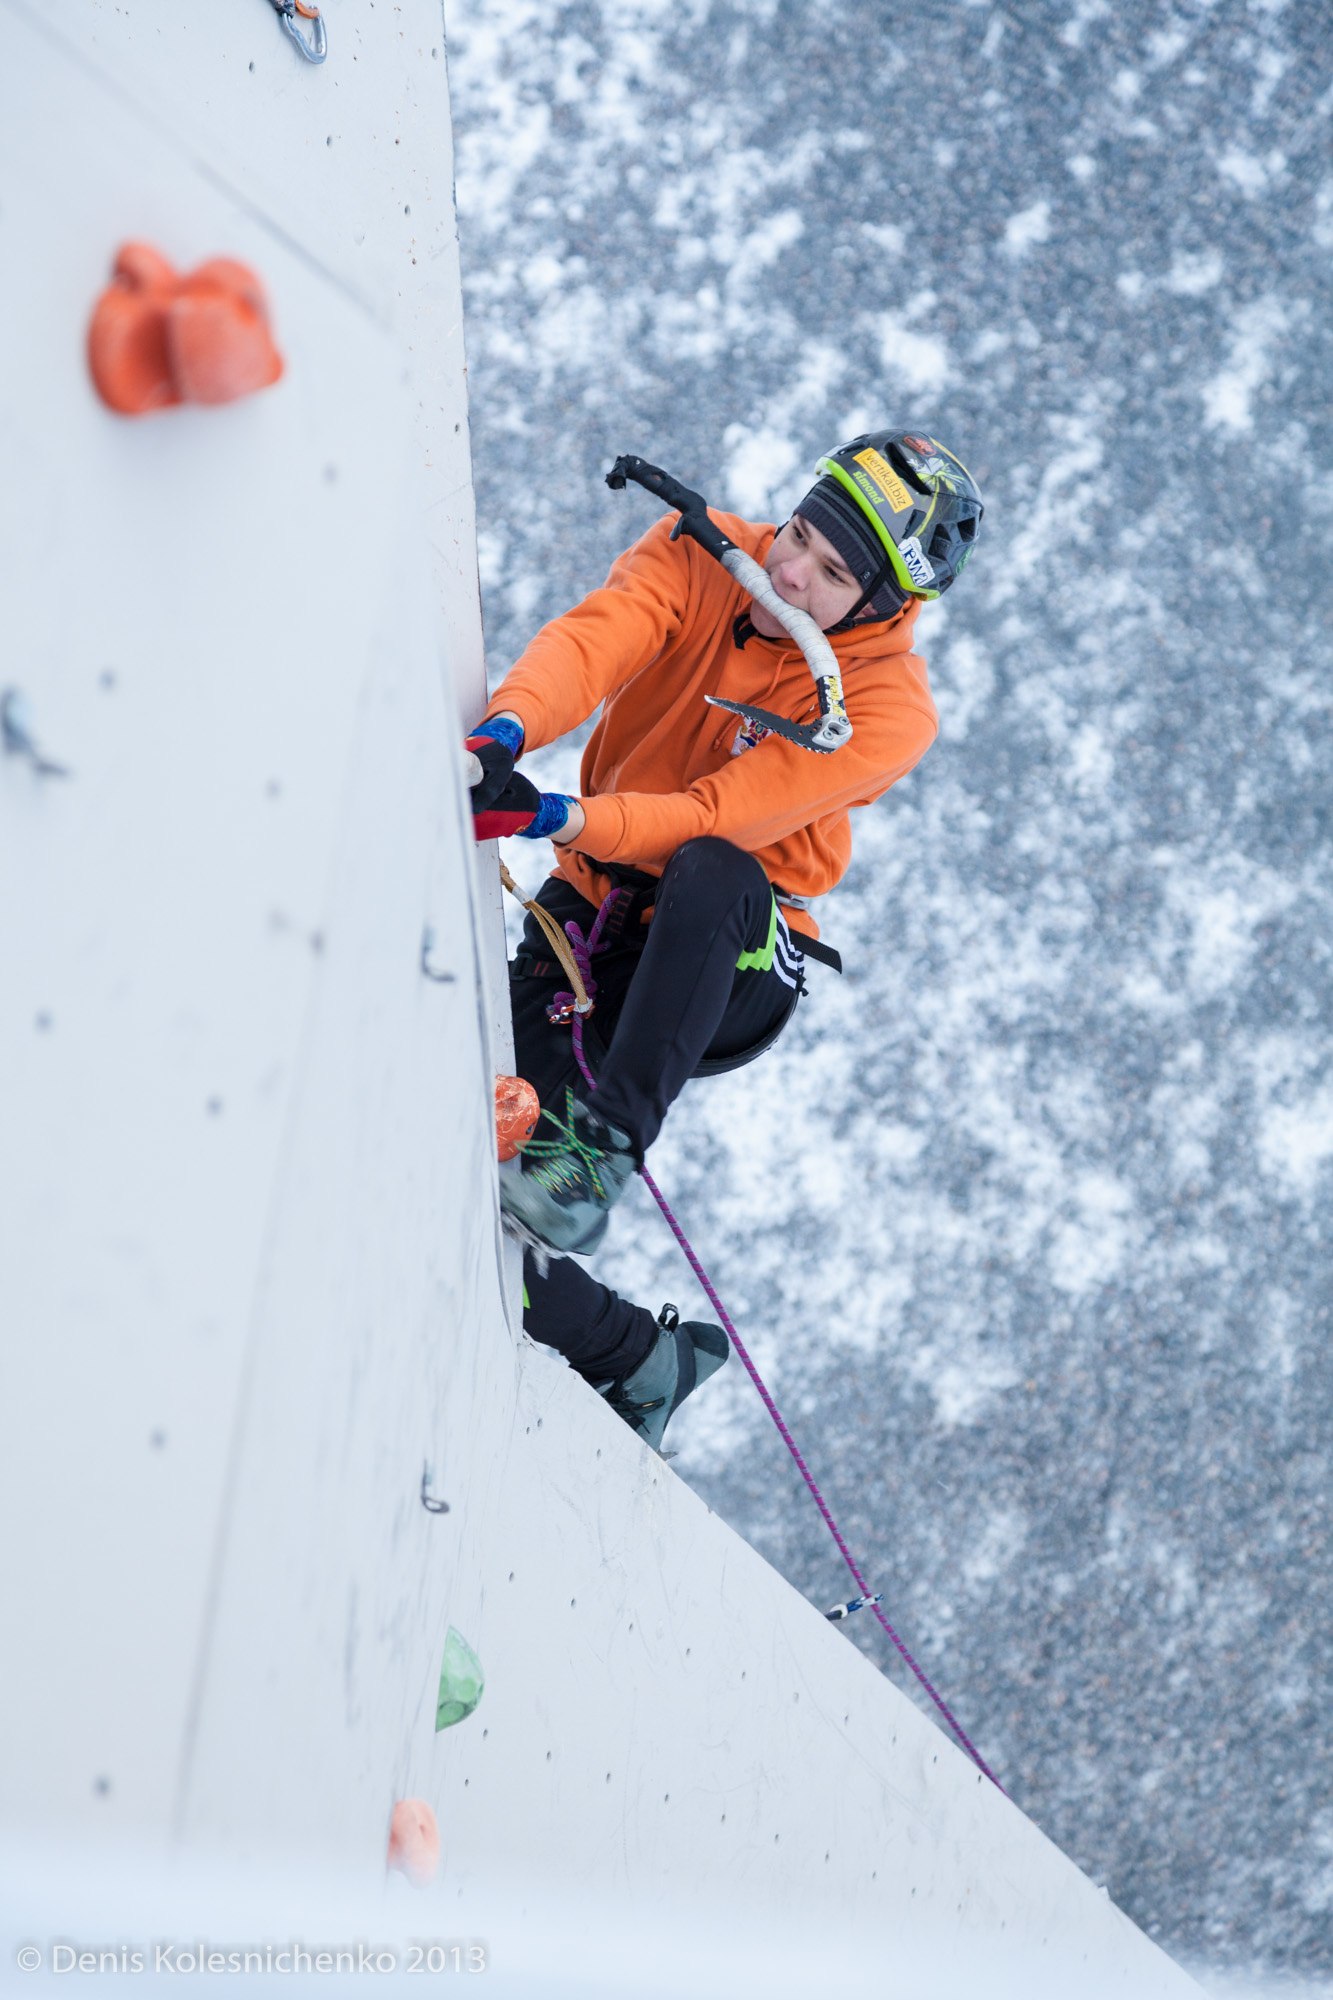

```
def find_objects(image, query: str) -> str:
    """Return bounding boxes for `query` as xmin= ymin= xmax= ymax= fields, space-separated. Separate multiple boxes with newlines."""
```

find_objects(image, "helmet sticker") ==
xmin=898 ymin=535 xmax=935 ymax=591
xmin=900 ymin=442 xmax=948 ymax=480
xmin=902 ymin=435 xmax=933 ymax=454
xmin=851 ymin=446 xmax=912 ymax=514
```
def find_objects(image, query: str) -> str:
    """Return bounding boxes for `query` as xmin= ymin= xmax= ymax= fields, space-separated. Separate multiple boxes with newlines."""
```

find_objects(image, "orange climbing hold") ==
xmin=87 ymin=244 xmax=180 ymax=416
xmin=387 ymin=1798 xmax=440 ymax=1888
xmin=495 ymin=1075 xmax=540 ymax=1161
xmin=168 ymin=258 xmax=284 ymax=406
xmin=88 ymin=243 xmax=284 ymax=416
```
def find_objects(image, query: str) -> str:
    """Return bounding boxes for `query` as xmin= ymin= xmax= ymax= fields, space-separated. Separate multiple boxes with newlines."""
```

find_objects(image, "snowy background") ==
xmin=443 ymin=0 xmax=1331 ymax=1981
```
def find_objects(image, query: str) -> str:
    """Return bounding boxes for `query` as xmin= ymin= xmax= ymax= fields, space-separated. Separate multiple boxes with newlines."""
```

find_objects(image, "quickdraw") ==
xmin=825 ymin=1592 xmax=881 ymax=1623
xmin=268 ymin=0 xmax=327 ymax=64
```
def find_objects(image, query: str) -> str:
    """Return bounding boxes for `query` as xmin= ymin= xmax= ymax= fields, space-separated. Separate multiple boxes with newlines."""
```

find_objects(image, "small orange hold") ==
xmin=114 ymin=242 xmax=181 ymax=296
xmin=87 ymin=242 xmax=181 ymax=416
xmin=88 ymin=242 xmax=284 ymax=416
xmin=387 ymin=1798 xmax=440 ymax=1888
xmin=168 ymin=259 xmax=284 ymax=406
xmin=495 ymin=1074 xmax=540 ymax=1161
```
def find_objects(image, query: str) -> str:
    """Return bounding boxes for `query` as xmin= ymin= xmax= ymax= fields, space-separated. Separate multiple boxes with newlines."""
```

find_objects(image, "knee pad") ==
xmin=660 ymin=836 xmax=767 ymax=907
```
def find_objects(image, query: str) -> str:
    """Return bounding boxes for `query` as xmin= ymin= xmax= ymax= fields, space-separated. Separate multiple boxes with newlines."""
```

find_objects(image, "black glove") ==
xmin=466 ymin=716 xmax=524 ymax=812
xmin=472 ymin=769 xmax=546 ymax=842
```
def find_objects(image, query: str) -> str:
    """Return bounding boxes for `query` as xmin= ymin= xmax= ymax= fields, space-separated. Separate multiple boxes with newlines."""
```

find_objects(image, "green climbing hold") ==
xmin=435 ymin=1626 xmax=484 ymax=1731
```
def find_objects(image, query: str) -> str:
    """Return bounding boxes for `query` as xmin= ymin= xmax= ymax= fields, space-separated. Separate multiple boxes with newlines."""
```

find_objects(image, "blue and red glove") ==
xmin=466 ymin=718 xmax=574 ymax=842
xmin=515 ymin=792 xmax=574 ymax=840
xmin=466 ymin=716 xmax=522 ymax=810
xmin=468 ymin=716 xmax=534 ymax=837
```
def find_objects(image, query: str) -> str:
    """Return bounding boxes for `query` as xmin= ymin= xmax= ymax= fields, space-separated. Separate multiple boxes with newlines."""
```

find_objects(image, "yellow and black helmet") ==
xmin=803 ymin=430 xmax=983 ymax=608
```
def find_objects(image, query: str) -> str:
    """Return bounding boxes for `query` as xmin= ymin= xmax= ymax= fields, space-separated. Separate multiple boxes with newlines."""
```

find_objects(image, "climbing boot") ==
xmin=499 ymin=1087 xmax=637 ymax=1256
xmin=597 ymin=1304 xmax=730 ymax=1453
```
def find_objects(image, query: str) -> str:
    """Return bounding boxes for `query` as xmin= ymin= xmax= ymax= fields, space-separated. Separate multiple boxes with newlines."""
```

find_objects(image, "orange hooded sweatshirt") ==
xmin=483 ymin=511 xmax=938 ymax=941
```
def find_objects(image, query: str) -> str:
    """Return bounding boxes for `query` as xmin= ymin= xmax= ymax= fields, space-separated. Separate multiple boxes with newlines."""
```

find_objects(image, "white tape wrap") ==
xmin=721 ymin=547 xmax=839 ymax=682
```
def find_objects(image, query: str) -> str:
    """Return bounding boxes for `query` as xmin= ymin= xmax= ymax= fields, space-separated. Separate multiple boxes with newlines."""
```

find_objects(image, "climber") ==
xmin=467 ymin=431 xmax=983 ymax=1450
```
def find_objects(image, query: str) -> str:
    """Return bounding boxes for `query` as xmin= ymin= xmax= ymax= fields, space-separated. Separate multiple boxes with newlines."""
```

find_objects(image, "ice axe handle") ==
xmin=605 ymin=455 xmax=732 ymax=563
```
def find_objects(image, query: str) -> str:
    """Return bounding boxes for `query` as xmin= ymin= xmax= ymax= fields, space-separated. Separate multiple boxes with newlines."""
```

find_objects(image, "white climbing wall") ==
xmin=0 ymin=6 xmax=1203 ymax=1995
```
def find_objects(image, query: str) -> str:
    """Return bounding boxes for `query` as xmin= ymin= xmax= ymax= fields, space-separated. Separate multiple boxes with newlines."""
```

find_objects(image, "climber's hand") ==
xmin=465 ymin=715 xmax=524 ymax=814
xmin=472 ymin=770 xmax=544 ymax=842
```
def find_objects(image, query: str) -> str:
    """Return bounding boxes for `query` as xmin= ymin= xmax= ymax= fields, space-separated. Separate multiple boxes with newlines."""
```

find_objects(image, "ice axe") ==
xmin=605 ymin=454 xmax=853 ymax=754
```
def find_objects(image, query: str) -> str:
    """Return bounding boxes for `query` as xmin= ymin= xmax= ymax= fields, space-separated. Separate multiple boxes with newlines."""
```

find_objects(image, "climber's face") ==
xmin=751 ymin=514 xmax=864 ymax=638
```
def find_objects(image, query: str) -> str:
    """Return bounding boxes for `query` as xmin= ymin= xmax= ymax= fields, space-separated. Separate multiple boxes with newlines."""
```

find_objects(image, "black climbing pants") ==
xmin=510 ymin=837 xmax=804 ymax=1383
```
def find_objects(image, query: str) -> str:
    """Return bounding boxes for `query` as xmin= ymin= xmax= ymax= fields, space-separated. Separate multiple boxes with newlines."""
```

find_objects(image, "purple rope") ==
xmin=562 ymin=893 xmax=1003 ymax=1792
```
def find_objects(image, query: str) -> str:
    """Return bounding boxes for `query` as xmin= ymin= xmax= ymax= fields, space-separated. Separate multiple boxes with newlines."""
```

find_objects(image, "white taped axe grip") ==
xmin=720 ymin=548 xmax=839 ymax=680
xmin=721 ymin=546 xmax=853 ymax=751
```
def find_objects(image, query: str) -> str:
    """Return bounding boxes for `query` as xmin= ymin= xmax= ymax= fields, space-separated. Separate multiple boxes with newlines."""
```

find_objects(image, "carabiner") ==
xmin=269 ymin=0 xmax=327 ymax=64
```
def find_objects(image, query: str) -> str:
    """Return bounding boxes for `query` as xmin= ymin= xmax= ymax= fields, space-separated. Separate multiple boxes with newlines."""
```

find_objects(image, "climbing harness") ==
xmin=606 ymin=455 xmax=852 ymax=755
xmin=268 ymin=0 xmax=327 ymax=63
xmin=497 ymin=864 xmax=1001 ymax=1790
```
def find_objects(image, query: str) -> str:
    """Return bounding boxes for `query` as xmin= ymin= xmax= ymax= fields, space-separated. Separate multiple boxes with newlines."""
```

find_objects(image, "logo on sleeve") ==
xmin=730 ymin=715 xmax=772 ymax=756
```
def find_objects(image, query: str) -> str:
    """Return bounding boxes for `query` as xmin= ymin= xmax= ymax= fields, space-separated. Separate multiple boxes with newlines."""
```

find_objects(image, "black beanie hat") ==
xmin=792 ymin=476 xmax=908 ymax=623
